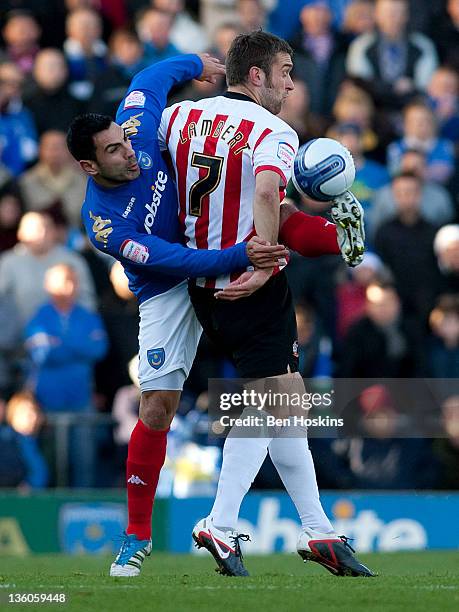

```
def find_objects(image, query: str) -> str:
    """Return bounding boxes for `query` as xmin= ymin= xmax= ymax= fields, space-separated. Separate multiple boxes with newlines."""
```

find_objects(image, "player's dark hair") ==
xmin=226 ymin=31 xmax=293 ymax=86
xmin=66 ymin=113 xmax=113 ymax=162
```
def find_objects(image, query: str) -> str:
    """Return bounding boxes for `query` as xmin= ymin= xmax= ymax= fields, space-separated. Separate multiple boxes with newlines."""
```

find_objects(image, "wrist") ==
xmin=191 ymin=53 xmax=204 ymax=78
xmin=238 ymin=242 xmax=251 ymax=266
xmin=254 ymin=266 xmax=273 ymax=277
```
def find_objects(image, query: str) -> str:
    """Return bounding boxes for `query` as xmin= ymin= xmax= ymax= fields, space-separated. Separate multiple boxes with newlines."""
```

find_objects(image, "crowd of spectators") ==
xmin=0 ymin=0 xmax=458 ymax=492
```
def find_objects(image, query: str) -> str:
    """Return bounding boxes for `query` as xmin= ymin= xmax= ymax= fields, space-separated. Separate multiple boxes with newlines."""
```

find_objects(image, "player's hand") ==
xmin=331 ymin=190 xmax=365 ymax=267
xmin=196 ymin=53 xmax=226 ymax=84
xmin=246 ymin=236 xmax=289 ymax=269
xmin=215 ymin=269 xmax=272 ymax=301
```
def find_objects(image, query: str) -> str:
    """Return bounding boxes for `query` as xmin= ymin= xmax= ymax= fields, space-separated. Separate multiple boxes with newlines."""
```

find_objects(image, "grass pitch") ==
xmin=0 ymin=551 xmax=458 ymax=611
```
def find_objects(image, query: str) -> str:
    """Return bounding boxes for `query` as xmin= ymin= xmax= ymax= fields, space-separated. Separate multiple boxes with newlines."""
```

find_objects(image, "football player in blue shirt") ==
xmin=67 ymin=53 xmax=287 ymax=576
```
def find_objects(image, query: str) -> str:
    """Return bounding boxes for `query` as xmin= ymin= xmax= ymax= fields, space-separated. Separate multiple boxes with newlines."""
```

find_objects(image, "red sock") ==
xmin=279 ymin=211 xmax=340 ymax=257
xmin=126 ymin=419 xmax=168 ymax=540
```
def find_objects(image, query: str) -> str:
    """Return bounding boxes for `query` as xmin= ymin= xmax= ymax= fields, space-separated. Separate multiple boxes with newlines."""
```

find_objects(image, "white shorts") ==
xmin=138 ymin=281 xmax=202 ymax=392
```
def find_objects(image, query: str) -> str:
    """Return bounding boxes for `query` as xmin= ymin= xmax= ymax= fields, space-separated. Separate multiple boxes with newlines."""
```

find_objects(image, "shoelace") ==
xmin=116 ymin=534 xmax=135 ymax=562
xmin=113 ymin=533 xmax=146 ymax=565
xmin=230 ymin=533 xmax=251 ymax=560
xmin=338 ymin=535 xmax=356 ymax=554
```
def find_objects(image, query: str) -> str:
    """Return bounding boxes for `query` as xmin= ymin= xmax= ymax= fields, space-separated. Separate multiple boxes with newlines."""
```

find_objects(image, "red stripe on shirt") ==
xmin=220 ymin=119 xmax=255 ymax=250
xmin=253 ymin=127 xmax=272 ymax=153
xmin=176 ymin=108 xmax=203 ymax=236
xmin=255 ymin=164 xmax=287 ymax=185
xmin=194 ymin=114 xmax=228 ymax=250
xmin=166 ymin=105 xmax=180 ymax=145
xmin=194 ymin=114 xmax=229 ymax=288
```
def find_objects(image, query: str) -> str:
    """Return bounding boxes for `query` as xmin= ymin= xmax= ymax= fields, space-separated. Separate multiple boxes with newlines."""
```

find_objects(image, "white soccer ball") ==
xmin=291 ymin=138 xmax=355 ymax=202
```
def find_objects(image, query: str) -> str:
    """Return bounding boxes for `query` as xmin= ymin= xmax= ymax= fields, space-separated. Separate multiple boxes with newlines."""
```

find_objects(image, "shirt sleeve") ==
xmin=158 ymin=104 xmax=179 ymax=152
xmin=116 ymin=55 xmax=203 ymax=151
xmin=252 ymin=127 xmax=299 ymax=186
xmin=82 ymin=211 xmax=250 ymax=278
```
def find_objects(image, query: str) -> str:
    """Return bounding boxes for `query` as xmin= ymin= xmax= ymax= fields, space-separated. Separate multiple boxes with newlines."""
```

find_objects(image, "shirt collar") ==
xmin=223 ymin=91 xmax=257 ymax=104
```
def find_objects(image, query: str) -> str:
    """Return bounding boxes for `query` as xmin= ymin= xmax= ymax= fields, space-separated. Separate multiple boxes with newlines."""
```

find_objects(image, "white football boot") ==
xmin=297 ymin=527 xmax=375 ymax=577
xmin=110 ymin=532 xmax=152 ymax=577
xmin=192 ymin=517 xmax=250 ymax=576
xmin=331 ymin=190 xmax=365 ymax=267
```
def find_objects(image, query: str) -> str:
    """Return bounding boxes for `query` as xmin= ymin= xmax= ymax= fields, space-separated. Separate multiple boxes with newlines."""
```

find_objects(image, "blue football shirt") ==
xmin=81 ymin=55 xmax=249 ymax=304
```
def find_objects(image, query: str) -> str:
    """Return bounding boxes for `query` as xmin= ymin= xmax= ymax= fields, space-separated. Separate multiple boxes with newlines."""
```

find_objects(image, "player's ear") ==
xmin=248 ymin=65 xmax=264 ymax=87
xmin=79 ymin=159 xmax=99 ymax=176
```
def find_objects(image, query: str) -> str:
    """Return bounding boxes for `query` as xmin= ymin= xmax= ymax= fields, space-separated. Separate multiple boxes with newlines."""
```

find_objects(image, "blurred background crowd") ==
xmin=0 ymin=0 xmax=458 ymax=493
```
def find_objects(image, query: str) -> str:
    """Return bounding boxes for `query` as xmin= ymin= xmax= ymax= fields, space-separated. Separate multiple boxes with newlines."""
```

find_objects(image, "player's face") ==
xmin=92 ymin=122 xmax=140 ymax=185
xmin=260 ymin=52 xmax=294 ymax=115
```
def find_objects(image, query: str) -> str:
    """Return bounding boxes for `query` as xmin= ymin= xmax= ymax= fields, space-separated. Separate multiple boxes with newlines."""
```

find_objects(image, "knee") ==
xmin=139 ymin=391 xmax=179 ymax=430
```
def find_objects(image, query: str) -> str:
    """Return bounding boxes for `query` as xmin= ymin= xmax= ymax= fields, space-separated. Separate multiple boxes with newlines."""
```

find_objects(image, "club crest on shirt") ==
xmin=137 ymin=150 xmax=153 ymax=169
xmin=147 ymin=348 xmax=165 ymax=370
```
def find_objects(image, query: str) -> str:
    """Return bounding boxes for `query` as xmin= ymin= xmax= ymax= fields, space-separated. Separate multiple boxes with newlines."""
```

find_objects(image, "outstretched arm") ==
xmin=280 ymin=194 xmax=365 ymax=266
xmin=116 ymin=54 xmax=225 ymax=148
xmin=83 ymin=210 xmax=287 ymax=279
xmin=279 ymin=199 xmax=340 ymax=257
xmin=113 ymin=231 xmax=286 ymax=278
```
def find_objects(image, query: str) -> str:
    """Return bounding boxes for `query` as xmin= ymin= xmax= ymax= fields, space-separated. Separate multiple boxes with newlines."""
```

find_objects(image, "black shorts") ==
xmin=188 ymin=272 xmax=299 ymax=379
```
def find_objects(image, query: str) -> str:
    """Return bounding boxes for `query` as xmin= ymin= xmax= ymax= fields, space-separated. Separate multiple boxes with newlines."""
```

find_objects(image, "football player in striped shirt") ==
xmin=159 ymin=31 xmax=372 ymax=578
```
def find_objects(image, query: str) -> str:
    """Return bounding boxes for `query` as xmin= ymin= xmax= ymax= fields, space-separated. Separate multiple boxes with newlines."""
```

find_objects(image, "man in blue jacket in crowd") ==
xmin=25 ymin=263 xmax=108 ymax=487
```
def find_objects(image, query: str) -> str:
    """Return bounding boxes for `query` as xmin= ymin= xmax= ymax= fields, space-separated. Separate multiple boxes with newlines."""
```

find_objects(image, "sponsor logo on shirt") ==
xmin=124 ymin=90 xmax=146 ymax=109
xmin=121 ymin=112 xmax=143 ymax=137
xmin=89 ymin=211 xmax=113 ymax=247
xmin=277 ymin=141 xmax=296 ymax=168
xmin=144 ymin=170 xmax=168 ymax=234
xmin=120 ymin=239 xmax=149 ymax=264
xmin=122 ymin=197 xmax=136 ymax=219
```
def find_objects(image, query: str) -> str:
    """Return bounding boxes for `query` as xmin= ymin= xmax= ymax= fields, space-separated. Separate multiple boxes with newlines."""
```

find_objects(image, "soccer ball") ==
xmin=291 ymin=138 xmax=356 ymax=202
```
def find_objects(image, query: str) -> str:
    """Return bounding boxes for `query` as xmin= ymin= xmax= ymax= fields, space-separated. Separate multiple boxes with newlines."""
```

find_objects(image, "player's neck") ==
xmin=227 ymin=85 xmax=261 ymax=106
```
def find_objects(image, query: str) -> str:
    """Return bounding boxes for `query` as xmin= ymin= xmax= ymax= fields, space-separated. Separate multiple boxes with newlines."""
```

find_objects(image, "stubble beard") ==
xmin=261 ymin=78 xmax=283 ymax=115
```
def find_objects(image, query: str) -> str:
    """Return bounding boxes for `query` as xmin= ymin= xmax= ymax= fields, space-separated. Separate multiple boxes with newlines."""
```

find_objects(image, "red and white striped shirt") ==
xmin=159 ymin=92 xmax=299 ymax=288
